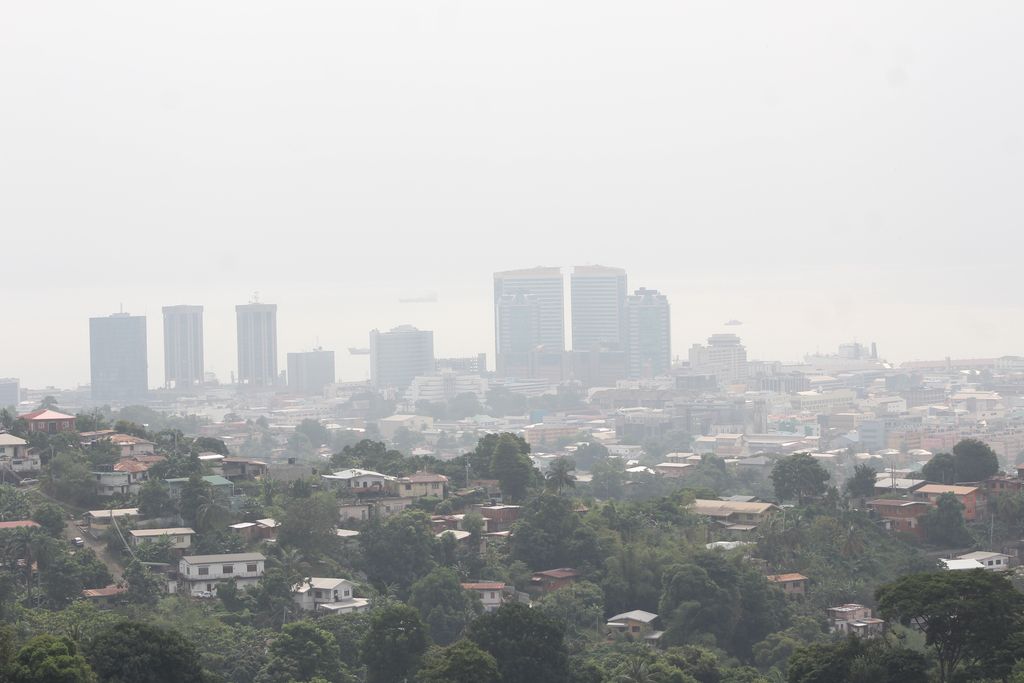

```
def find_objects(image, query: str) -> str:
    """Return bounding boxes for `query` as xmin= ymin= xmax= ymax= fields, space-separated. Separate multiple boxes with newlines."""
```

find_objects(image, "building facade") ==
xmin=624 ymin=287 xmax=671 ymax=379
xmin=236 ymin=303 xmax=278 ymax=387
xmin=494 ymin=267 xmax=565 ymax=355
xmin=571 ymin=265 xmax=627 ymax=352
xmin=162 ymin=305 xmax=204 ymax=390
xmin=89 ymin=313 xmax=148 ymax=401
xmin=287 ymin=349 xmax=336 ymax=395
xmin=369 ymin=325 xmax=434 ymax=390
xmin=0 ymin=378 xmax=19 ymax=408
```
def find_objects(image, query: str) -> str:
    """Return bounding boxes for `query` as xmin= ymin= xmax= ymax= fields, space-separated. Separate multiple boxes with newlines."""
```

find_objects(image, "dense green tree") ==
xmin=0 ymin=484 xmax=31 ymax=520
xmin=467 ymin=602 xmax=569 ymax=683
xmin=30 ymin=503 xmax=65 ymax=537
xmin=485 ymin=387 xmax=528 ymax=418
xmin=177 ymin=473 xmax=210 ymax=529
xmin=534 ymin=579 xmax=604 ymax=640
xmin=317 ymin=612 xmax=371 ymax=671
xmin=8 ymin=634 xmax=97 ymax=683
xmin=448 ymin=392 xmax=483 ymax=421
xmin=659 ymin=560 xmax=740 ymax=647
xmin=417 ymin=640 xmax=501 ymax=683
xmin=88 ymin=621 xmax=206 ymax=683
xmin=362 ymin=603 xmax=429 ymax=683
xmin=919 ymin=492 xmax=972 ymax=547
xmin=787 ymin=636 xmax=927 ymax=683
xmin=295 ymin=419 xmax=331 ymax=449
xmin=922 ymin=452 xmax=956 ymax=485
xmin=278 ymin=492 xmax=339 ymax=558
xmin=138 ymin=480 xmax=173 ymax=518
xmin=844 ymin=464 xmax=877 ymax=500
xmin=489 ymin=433 xmax=535 ymax=502
xmin=509 ymin=493 xmax=604 ymax=571
xmin=123 ymin=560 xmax=163 ymax=606
xmin=876 ymin=569 xmax=1024 ymax=682
xmin=770 ymin=453 xmax=829 ymax=504
xmin=409 ymin=567 xmax=483 ymax=645
xmin=191 ymin=436 xmax=229 ymax=455
xmin=952 ymin=438 xmax=999 ymax=482
xmin=44 ymin=454 xmax=96 ymax=507
xmin=258 ymin=621 xmax=348 ymax=683
xmin=360 ymin=510 xmax=437 ymax=595
xmin=545 ymin=456 xmax=577 ymax=494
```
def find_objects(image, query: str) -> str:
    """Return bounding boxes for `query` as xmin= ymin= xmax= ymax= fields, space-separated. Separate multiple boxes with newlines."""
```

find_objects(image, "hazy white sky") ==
xmin=3 ymin=2 xmax=1023 ymax=388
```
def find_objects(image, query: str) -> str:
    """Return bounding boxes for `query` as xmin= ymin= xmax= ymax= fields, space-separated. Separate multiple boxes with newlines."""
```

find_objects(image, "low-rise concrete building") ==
xmin=178 ymin=552 xmax=265 ymax=597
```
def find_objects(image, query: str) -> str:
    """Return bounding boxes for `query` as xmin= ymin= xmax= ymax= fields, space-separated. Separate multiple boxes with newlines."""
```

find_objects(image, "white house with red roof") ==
xmin=461 ymin=581 xmax=509 ymax=612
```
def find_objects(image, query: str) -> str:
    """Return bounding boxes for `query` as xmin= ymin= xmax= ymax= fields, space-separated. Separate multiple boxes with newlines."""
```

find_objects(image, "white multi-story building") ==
xmin=178 ymin=552 xmax=265 ymax=596
xmin=0 ymin=433 xmax=38 ymax=473
xmin=292 ymin=577 xmax=369 ymax=613
xmin=688 ymin=334 xmax=748 ymax=385
xmin=405 ymin=372 xmax=488 ymax=403
xmin=461 ymin=581 xmax=510 ymax=612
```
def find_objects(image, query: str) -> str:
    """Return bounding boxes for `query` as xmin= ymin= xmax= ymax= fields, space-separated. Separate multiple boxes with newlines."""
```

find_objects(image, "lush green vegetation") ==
xmin=2 ymin=405 xmax=1023 ymax=682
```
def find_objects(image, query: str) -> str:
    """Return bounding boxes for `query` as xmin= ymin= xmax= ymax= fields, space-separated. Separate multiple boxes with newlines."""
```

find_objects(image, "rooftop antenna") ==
xmin=251 ymin=291 xmax=260 ymax=304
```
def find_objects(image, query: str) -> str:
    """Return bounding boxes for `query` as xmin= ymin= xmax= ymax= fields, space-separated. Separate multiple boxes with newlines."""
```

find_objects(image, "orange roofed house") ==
xmin=531 ymin=568 xmax=580 ymax=594
xmin=868 ymin=499 xmax=931 ymax=538
xmin=913 ymin=484 xmax=984 ymax=521
xmin=767 ymin=573 xmax=808 ymax=597
xmin=19 ymin=409 xmax=76 ymax=434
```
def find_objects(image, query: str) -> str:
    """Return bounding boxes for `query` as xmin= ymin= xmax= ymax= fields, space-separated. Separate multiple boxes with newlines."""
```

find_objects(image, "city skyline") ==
xmin=2 ymin=265 xmax=1020 ymax=391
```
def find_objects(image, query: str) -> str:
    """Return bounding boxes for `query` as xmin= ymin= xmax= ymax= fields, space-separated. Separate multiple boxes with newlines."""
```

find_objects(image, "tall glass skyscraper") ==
xmin=162 ymin=305 xmax=204 ymax=390
xmin=571 ymin=265 xmax=627 ymax=351
xmin=236 ymin=302 xmax=278 ymax=387
xmin=90 ymin=312 xmax=148 ymax=401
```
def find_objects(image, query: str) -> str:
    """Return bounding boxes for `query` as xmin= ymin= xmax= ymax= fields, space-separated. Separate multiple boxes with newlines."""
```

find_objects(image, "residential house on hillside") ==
xmin=321 ymin=468 xmax=395 ymax=496
xmin=606 ymin=610 xmax=663 ymax=642
xmin=690 ymin=499 xmax=778 ymax=534
xmin=165 ymin=475 xmax=234 ymax=501
xmin=19 ymin=409 xmax=75 ymax=434
xmin=397 ymin=471 xmax=449 ymax=498
xmin=767 ymin=573 xmax=808 ymax=597
xmin=128 ymin=528 xmax=195 ymax=552
xmin=178 ymin=552 xmax=265 ymax=597
xmin=913 ymin=484 xmax=983 ymax=521
xmin=0 ymin=433 xmax=38 ymax=473
xmin=221 ymin=458 xmax=268 ymax=481
xmin=827 ymin=603 xmax=885 ymax=637
xmin=868 ymin=499 xmax=931 ymax=538
xmin=85 ymin=508 xmax=139 ymax=530
xmin=462 ymin=582 xmax=509 ymax=612
xmin=476 ymin=505 xmax=522 ymax=532
xmin=94 ymin=458 xmax=155 ymax=497
xmin=956 ymin=551 xmax=1011 ymax=571
xmin=101 ymin=434 xmax=156 ymax=458
xmin=292 ymin=577 xmax=369 ymax=613
xmin=531 ymin=568 xmax=580 ymax=594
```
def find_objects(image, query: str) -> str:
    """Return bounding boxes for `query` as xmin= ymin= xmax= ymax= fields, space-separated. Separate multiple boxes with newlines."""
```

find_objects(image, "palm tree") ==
xmin=614 ymin=657 xmax=653 ymax=682
xmin=195 ymin=492 xmax=229 ymax=533
xmin=545 ymin=457 xmax=577 ymax=495
xmin=268 ymin=545 xmax=311 ymax=586
xmin=3 ymin=527 xmax=50 ymax=606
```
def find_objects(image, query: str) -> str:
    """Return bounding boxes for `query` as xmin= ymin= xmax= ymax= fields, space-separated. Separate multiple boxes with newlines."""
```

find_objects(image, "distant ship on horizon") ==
xmin=398 ymin=291 xmax=438 ymax=304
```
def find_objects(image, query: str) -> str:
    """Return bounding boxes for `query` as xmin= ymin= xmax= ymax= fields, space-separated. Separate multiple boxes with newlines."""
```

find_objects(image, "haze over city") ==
xmin=4 ymin=1 xmax=1024 ymax=388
